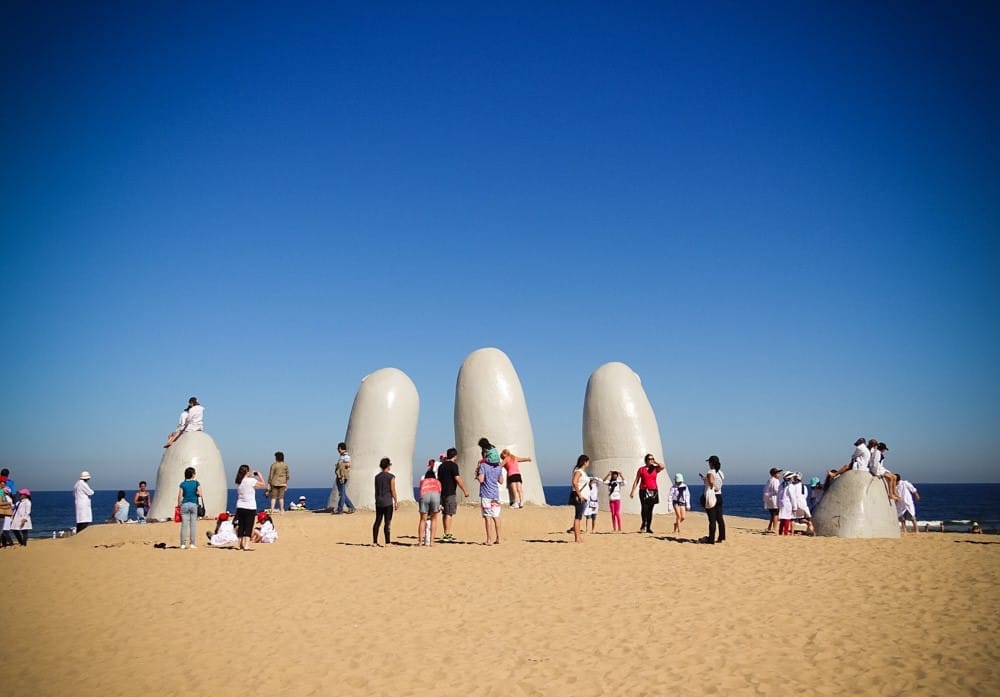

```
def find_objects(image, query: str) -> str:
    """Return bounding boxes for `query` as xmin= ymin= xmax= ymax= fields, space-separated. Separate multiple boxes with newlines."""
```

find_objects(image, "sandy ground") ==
xmin=4 ymin=505 xmax=998 ymax=697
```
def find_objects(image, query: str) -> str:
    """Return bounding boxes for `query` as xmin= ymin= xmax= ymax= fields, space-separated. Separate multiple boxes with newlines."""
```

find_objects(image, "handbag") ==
xmin=703 ymin=488 xmax=717 ymax=509
xmin=0 ymin=493 xmax=12 ymax=517
xmin=197 ymin=498 xmax=206 ymax=518
xmin=641 ymin=489 xmax=660 ymax=505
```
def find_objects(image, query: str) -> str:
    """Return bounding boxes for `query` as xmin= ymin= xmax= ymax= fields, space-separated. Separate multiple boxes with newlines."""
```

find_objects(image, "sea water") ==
xmin=14 ymin=483 xmax=1000 ymax=539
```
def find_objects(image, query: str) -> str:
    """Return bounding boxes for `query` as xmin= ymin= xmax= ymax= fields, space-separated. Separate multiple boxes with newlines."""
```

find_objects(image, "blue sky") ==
xmin=2 ymin=1 xmax=998 ymax=491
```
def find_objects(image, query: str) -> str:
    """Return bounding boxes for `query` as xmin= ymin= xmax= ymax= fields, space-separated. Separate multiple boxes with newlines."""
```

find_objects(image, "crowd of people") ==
xmin=0 ymin=403 xmax=942 ymax=549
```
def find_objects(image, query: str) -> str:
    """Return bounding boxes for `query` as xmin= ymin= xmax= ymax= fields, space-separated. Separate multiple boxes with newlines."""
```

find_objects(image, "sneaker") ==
xmin=180 ymin=544 xmax=187 ymax=549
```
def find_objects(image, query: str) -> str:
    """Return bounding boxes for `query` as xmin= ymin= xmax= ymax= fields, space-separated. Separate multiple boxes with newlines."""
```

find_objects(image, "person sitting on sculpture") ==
xmin=827 ymin=437 xmax=899 ymax=501
xmin=869 ymin=441 xmax=900 ymax=501
xmin=827 ymin=437 xmax=870 ymax=478
xmin=164 ymin=396 xmax=204 ymax=448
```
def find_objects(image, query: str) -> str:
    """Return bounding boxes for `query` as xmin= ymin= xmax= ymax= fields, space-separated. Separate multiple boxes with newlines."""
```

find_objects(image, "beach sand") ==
xmin=5 ymin=505 xmax=998 ymax=697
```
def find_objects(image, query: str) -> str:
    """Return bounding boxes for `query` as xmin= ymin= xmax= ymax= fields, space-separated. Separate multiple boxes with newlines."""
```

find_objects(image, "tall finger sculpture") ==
xmin=454 ymin=347 xmax=546 ymax=506
xmin=583 ymin=362 xmax=666 ymax=516
xmin=327 ymin=367 xmax=418 ymax=510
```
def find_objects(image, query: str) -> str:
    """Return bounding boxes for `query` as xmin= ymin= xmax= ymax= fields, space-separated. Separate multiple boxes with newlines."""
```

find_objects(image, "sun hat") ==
xmin=257 ymin=511 xmax=268 ymax=523
xmin=79 ymin=471 xmax=91 ymax=480
xmin=783 ymin=471 xmax=796 ymax=480
xmin=298 ymin=495 xmax=306 ymax=501
xmin=809 ymin=477 xmax=822 ymax=487
xmin=675 ymin=473 xmax=684 ymax=483
xmin=18 ymin=488 xmax=30 ymax=496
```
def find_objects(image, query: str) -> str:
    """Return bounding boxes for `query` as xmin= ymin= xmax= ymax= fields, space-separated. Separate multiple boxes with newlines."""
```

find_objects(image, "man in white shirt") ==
xmin=828 ymin=437 xmax=869 ymax=478
xmin=895 ymin=475 xmax=920 ymax=533
xmin=74 ymin=471 xmax=95 ymax=533
xmin=762 ymin=467 xmax=782 ymax=533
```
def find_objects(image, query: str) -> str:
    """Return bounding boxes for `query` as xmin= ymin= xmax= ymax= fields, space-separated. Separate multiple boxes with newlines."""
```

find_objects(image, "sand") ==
xmin=4 ymin=505 xmax=998 ymax=697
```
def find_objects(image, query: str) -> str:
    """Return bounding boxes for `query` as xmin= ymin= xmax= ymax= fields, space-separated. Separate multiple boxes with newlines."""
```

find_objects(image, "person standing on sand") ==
xmin=763 ymin=468 xmax=782 ymax=533
xmin=164 ymin=397 xmax=204 ymax=448
xmin=501 ymin=448 xmax=532 ymax=508
xmin=570 ymin=455 xmax=591 ymax=543
xmin=74 ymin=471 xmax=94 ymax=533
xmin=177 ymin=467 xmax=202 ymax=549
xmin=630 ymin=454 xmax=666 ymax=534
xmin=268 ymin=451 xmax=290 ymax=513
xmin=417 ymin=468 xmax=442 ymax=546
xmin=669 ymin=473 xmax=690 ymax=534
xmin=235 ymin=464 xmax=267 ymax=551
xmin=895 ymin=474 xmax=920 ymax=534
xmin=134 ymin=480 xmax=151 ymax=523
xmin=0 ymin=468 xmax=17 ymax=546
xmin=437 ymin=448 xmax=470 ymax=542
xmin=334 ymin=442 xmax=357 ymax=515
xmin=10 ymin=490 xmax=31 ymax=546
xmin=603 ymin=470 xmax=626 ymax=532
xmin=373 ymin=458 xmax=398 ymax=546
xmin=475 ymin=438 xmax=504 ymax=545
xmin=699 ymin=455 xmax=726 ymax=543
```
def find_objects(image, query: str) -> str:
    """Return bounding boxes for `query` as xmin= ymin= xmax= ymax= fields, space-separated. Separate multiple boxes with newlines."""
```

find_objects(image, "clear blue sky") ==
xmin=2 ymin=2 xmax=997 ymax=490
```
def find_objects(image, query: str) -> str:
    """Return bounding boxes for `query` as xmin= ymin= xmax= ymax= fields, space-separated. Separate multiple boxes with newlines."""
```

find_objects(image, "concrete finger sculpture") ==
xmin=149 ymin=431 xmax=226 ymax=520
xmin=812 ymin=470 xmax=901 ymax=538
xmin=327 ymin=367 xmax=418 ymax=510
xmin=583 ymin=362 xmax=666 ymax=517
xmin=454 ymin=347 xmax=546 ymax=506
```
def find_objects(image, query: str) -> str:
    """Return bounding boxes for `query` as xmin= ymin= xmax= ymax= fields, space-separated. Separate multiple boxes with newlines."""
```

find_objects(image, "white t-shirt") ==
xmin=180 ymin=404 xmax=204 ymax=432
xmin=763 ymin=476 xmax=781 ymax=509
xmin=74 ymin=479 xmax=94 ymax=523
xmin=236 ymin=476 xmax=259 ymax=510
xmin=258 ymin=520 xmax=278 ymax=543
xmin=606 ymin=476 xmax=625 ymax=501
xmin=895 ymin=480 xmax=918 ymax=518
xmin=851 ymin=443 xmax=870 ymax=470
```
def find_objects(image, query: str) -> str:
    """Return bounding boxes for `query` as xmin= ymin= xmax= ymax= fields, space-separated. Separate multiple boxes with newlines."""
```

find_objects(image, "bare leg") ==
xmin=443 ymin=514 xmax=453 ymax=536
xmin=573 ymin=517 xmax=583 ymax=542
xmin=429 ymin=513 xmax=438 ymax=546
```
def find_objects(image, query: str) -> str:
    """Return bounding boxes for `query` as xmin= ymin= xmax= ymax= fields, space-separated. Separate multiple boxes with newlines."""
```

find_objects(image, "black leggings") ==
xmin=640 ymin=490 xmax=657 ymax=531
xmin=236 ymin=508 xmax=256 ymax=539
xmin=373 ymin=505 xmax=394 ymax=544
xmin=1 ymin=527 xmax=13 ymax=547
xmin=707 ymin=494 xmax=726 ymax=542
xmin=13 ymin=530 xmax=27 ymax=546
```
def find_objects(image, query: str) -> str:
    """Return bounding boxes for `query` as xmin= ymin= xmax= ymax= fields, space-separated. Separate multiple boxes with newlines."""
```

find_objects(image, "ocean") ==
xmin=11 ymin=483 xmax=999 ymax=539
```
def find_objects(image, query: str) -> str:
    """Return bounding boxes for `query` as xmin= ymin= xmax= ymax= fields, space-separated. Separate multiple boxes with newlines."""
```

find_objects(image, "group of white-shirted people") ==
xmin=761 ymin=436 xmax=923 ymax=535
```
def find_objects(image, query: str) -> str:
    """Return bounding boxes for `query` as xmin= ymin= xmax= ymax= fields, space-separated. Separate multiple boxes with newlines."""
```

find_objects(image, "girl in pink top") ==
xmin=500 ymin=449 xmax=532 ymax=509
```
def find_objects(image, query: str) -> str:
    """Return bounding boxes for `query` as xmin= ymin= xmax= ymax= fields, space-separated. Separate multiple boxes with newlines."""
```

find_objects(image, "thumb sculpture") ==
xmin=812 ymin=470 xmax=901 ymax=538
xmin=327 ymin=367 xmax=418 ymax=510
xmin=454 ymin=347 xmax=546 ymax=506
xmin=149 ymin=431 xmax=226 ymax=520
xmin=583 ymin=362 xmax=667 ymax=517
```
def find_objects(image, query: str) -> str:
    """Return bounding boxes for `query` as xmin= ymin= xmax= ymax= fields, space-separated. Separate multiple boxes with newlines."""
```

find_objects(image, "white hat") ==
xmin=298 ymin=495 xmax=306 ymax=501
xmin=80 ymin=471 xmax=91 ymax=480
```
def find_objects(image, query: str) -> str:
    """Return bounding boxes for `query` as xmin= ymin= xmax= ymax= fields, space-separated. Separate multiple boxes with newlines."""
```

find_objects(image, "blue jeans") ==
xmin=336 ymin=479 xmax=355 ymax=513
xmin=180 ymin=502 xmax=198 ymax=546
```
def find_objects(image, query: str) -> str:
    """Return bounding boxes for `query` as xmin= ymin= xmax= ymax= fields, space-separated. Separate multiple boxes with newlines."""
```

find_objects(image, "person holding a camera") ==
xmin=234 ymin=464 xmax=267 ymax=551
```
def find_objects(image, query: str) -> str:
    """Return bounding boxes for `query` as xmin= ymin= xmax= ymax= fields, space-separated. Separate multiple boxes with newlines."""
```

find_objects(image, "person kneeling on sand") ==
xmin=207 ymin=512 xmax=238 ymax=547
xmin=252 ymin=511 xmax=278 ymax=544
